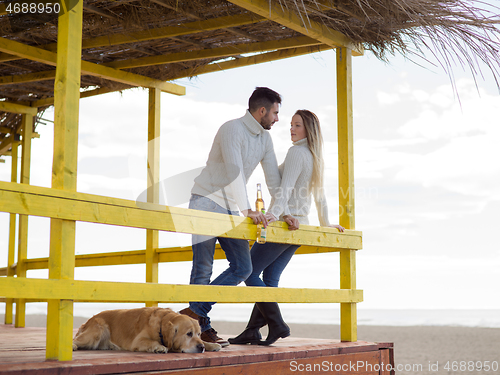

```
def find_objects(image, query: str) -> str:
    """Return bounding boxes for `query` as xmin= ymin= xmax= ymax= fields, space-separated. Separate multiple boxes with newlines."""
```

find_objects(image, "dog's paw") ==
xmin=72 ymin=343 xmax=78 ymax=351
xmin=203 ymin=341 xmax=221 ymax=352
xmin=151 ymin=345 xmax=168 ymax=354
xmin=109 ymin=342 xmax=121 ymax=351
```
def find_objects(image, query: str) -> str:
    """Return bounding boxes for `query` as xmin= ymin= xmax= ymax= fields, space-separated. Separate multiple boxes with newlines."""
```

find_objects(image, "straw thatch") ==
xmin=0 ymin=0 xmax=499 ymax=156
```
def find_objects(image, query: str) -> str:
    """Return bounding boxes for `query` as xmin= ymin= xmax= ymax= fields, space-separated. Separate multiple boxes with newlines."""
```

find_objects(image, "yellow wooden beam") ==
xmin=0 ymin=277 xmax=363 ymax=304
xmin=46 ymin=0 xmax=82 ymax=361
xmin=5 ymin=141 xmax=18 ymax=325
xmin=227 ymin=0 xmax=363 ymax=55
xmin=146 ymin=87 xmax=161 ymax=307
xmin=175 ymin=45 xmax=331 ymax=79
xmin=12 ymin=240 xmax=359 ymax=273
xmin=15 ymin=114 xmax=33 ymax=328
xmin=31 ymin=86 xmax=120 ymax=108
xmin=340 ymin=249 xmax=357 ymax=342
xmin=0 ymin=135 xmax=15 ymax=156
xmin=0 ymin=37 xmax=185 ymax=95
xmin=337 ymin=47 xmax=357 ymax=342
xmin=76 ymin=13 xmax=265 ymax=50
xmin=0 ymin=13 xmax=264 ymax=63
xmin=0 ymin=130 xmax=39 ymax=157
xmin=0 ymin=181 xmax=363 ymax=249
xmin=337 ymin=47 xmax=355 ymax=230
xmin=0 ymin=101 xmax=37 ymax=116
xmin=106 ymin=36 xmax=321 ymax=69
xmin=0 ymin=70 xmax=56 ymax=86
xmin=25 ymin=45 xmax=329 ymax=106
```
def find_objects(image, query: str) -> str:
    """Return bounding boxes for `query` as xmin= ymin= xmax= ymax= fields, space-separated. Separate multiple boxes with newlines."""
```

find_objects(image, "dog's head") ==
xmin=161 ymin=314 xmax=205 ymax=353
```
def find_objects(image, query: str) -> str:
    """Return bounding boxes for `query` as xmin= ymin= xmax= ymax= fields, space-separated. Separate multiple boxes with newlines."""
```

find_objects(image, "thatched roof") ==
xmin=0 ymin=0 xmax=499 ymax=157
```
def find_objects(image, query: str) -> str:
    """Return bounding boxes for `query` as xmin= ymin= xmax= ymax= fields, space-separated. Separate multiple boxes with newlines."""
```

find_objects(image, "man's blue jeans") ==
xmin=188 ymin=194 xmax=252 ymax=331
xmin=245 ymin=241 xmax=300 ymax=288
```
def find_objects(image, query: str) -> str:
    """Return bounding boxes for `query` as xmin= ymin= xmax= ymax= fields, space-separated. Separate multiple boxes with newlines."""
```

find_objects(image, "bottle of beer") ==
xmin=255 ymin=183 xmax=267 ymax=244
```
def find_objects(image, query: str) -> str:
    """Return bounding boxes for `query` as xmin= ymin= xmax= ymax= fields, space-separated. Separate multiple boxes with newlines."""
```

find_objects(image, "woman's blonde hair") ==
xmin=294 ymin=110 xmax=324 ymax=196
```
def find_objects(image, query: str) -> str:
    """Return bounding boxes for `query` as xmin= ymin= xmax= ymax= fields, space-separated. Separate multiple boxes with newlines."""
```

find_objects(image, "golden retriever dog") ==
xmin=72 ymin=307 xmax=221 ymax=353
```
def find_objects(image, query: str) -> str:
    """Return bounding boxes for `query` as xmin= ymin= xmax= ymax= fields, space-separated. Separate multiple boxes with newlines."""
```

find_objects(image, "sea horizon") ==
xmin=4 ymin=303 xmax=499 ymax=328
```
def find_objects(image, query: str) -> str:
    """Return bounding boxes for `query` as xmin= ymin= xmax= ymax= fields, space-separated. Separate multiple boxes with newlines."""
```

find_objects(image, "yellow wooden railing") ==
xmin=0 ymin=181 xmax=362 ymax=360
xmin=0 ymin=1 xmax=358 ymax=362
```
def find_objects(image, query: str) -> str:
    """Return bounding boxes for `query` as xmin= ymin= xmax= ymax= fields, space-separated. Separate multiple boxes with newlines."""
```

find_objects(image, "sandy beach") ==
xmin=2 ymin=314 xmax=499 ymax=374
xmin=213 ymin=321 xmax=500 ymax=374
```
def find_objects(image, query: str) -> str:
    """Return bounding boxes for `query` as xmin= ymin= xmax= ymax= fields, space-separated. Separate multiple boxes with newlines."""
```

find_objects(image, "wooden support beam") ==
xmin=8 ymin=239 xmax=358 ymax=273
xmin=0 ymin=181 xmax=363 ymax=250
xmin=340 ymin=249 xmax=357 ymax=341
xmin=105 ymin=36 xmax=321 ymax=69
xmin=15 ymin=114 xmax=33 ymax=328
xmin=46 ymin=0 xmax=82 ymax=361
xmin=337 ymin=47 xmax=355 ymax=230
xmin=0 ymin=101 xmax=37 ymax=116
xmin=0 ymin=104 xmax=37 ymax=156
xmin=31 ymin=86 xmax=120 ymax=108
xmin=227 ymin=0 xmax=363 ymax=55
xmin=0 ymin=277 xmax=363 ymax=304
xmin=337 ymin=47 xmax=357 ymax=342
xmin=0 ymin=70 xmax=56 ymax=86
xmin=175 ymin=45 xmax=331 ymax=79
xmin=146 ymin=88 xmax=161 ymax=307
xmin=0 ymin=37 xmax=185 ymax=95
xmin=5 ymin=141 xmax=18 ymax=325
xmin=83 ymin=4 xmax=118 ymax=19
xmin=0 ymin=13 xmax=264 ymax=63
xmin=82 ymin=13 xmax=263 ymax=50
xmin=25 ymin=45 xmax=330 ymax=106
xmin=0 ymin=136 xmax=15 ymax=155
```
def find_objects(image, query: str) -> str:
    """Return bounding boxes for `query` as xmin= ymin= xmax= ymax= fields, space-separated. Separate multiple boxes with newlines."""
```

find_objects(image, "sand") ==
xmin=2 ymin=314 xmax=499 ymax=374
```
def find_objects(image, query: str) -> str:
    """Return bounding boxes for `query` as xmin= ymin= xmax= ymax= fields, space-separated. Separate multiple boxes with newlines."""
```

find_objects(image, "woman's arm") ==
xmin=267 ymin=147 xmax=305 ymax=221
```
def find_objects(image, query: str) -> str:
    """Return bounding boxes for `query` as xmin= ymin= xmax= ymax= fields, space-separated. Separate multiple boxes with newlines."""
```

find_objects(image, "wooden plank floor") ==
xmin=0 ymin=324 xmax=394 ymax=374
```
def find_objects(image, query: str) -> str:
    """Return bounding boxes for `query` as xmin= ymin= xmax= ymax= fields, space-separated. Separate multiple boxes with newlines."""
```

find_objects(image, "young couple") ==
xmin=180 ymin=87 xmax=344 ymax=347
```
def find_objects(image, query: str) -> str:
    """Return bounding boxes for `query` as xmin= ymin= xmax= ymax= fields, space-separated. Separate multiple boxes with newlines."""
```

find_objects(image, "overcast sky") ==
xmin=1 ymin=36 xmax=499 ymax=312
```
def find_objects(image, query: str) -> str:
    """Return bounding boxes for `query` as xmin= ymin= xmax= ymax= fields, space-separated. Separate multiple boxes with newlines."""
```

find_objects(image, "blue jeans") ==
xmin=188 ymin=194 xmax=252 ymax=331
xmin=245 ymin=242 xmax=300 ymax=288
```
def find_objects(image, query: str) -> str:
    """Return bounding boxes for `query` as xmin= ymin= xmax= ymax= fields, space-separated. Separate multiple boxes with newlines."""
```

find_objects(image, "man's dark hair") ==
xmin=248 ymin=87 xmax=282 ymax=113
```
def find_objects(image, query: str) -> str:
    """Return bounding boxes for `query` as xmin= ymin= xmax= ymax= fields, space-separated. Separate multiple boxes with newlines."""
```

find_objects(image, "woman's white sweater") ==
xmin=268 ymin=138 xmax=330 ymax=226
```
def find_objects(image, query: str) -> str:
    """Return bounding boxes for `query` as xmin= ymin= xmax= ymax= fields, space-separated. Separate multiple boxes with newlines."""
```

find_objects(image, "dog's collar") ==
xmin=159 ymin=325 xmax=166 ymax=347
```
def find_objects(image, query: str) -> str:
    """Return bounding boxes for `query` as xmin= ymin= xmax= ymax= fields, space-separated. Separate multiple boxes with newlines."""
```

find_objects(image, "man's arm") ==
xmin=219 ymin=123 xmax=252 ymax=212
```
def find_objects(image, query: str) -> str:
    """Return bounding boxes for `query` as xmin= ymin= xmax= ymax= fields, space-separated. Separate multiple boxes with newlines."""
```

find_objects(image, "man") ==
xmin=180 ymin=87 xmax=282 ymax=346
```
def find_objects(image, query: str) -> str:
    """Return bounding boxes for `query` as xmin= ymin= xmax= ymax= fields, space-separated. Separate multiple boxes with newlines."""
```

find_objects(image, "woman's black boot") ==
xmin=255 ymin=302 xmax=290 ymax=345
xmin=228 ymin=304 xmax=267 ymax=345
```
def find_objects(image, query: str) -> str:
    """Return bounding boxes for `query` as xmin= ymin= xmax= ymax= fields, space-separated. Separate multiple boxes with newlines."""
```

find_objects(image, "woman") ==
xmin=229 ymin=109 xmax=344 ymax=346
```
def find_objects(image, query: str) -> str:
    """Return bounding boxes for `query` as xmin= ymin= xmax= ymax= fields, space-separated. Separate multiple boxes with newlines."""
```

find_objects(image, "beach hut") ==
xmin=1 ymin=0 xmax=499 ymax=372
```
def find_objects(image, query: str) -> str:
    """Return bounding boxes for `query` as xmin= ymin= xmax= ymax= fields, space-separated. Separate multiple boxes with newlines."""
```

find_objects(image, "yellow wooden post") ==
xmin=14 ymin=114 xmax=33 ymax=328
xmin=5 ymin=140 xmax=19 ymax=325
xmin=146 ymin=88 xmax=160 ymax=307
xmin=46 ymin=0 xmax=83 ymax=361
xmin=337 ymin=46 xmax=357 ymax=342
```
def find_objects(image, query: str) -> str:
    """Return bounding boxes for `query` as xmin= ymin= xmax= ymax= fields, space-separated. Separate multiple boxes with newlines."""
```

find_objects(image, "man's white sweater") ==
xmin=191 ymin=110 xmax=281 ymax=213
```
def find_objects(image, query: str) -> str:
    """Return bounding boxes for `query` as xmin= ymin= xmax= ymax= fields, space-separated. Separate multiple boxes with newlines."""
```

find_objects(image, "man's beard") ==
xmin=261 ymin=119 xmax=273 ymax=130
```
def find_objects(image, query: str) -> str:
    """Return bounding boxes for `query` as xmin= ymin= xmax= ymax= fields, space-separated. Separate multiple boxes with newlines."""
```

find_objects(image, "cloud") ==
xmin=377 ymin=91 xmax=401 ymax=105
xmin=395 ymin=134 xmax=500 ymax=199
xmin=393 ymin=79 xmax=500 ymax=200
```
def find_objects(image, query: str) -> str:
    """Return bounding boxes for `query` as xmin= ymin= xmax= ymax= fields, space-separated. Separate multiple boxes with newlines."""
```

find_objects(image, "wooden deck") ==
xmin=0 ymin=324 xmax=394 ymax=375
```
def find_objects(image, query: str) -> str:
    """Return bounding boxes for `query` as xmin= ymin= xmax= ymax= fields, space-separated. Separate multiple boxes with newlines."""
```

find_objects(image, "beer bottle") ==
xmin=255 ymin=183 xmax=267 ymax=244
